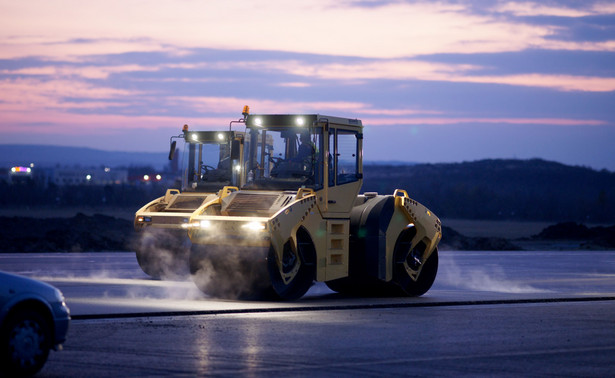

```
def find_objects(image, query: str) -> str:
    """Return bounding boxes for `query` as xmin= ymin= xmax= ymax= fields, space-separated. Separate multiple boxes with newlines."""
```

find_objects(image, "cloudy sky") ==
xmin=1 ymin=0 xmax=614 ymax=169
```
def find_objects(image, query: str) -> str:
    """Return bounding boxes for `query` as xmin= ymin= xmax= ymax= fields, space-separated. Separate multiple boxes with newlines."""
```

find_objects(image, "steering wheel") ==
xmin=201 ymin=165 xmax=216 ymax=173
xmin=200 ymin=165 xmax=216 ymax=181
xmin=269 ymin=157 xmax=283 ymax=165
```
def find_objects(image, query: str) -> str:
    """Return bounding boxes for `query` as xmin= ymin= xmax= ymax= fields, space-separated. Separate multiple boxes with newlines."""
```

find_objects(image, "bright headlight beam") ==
xmin=242 ymin=221 xmax=266 ymax=231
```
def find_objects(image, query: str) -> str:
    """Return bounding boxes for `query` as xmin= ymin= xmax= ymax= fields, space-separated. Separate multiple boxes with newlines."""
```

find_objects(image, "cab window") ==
xmin=329 ymin=129 xmax=359 ymax=186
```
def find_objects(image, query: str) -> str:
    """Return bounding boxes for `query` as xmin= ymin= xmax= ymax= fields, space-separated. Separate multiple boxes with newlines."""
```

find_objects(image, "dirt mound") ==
xmin=439 ymin=226 xmax=521 ymax=251
xmin=0 ymin=213 xmax=135 ymax=252
xmin=532 ymin=222 xmax=615 ymax=249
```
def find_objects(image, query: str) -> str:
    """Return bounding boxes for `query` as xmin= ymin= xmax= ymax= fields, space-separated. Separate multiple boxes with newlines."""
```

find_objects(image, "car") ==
xmin=0 ymin=271 xmax=70 ymax=376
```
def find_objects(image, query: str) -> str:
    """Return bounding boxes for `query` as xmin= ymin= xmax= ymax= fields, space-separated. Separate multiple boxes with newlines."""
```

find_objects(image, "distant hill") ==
xmin=363 ymin=159 xmax=615 ymax=223
xmin=2 ymin=144 xmax=614 ymax=223
xmin=0 ymin=144 xmax=169 ymax=169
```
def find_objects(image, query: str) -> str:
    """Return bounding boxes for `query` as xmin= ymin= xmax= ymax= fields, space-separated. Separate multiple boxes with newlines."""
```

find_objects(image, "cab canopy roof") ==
xmin=245 ymin=114 xmax=362 ymax=129
xmin=184 ymin=130 xmax=236 ymax=143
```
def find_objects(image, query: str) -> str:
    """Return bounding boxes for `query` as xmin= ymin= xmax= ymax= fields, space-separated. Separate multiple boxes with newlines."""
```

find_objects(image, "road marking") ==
xmin=72 ymin=296 xmax=615 ymax=320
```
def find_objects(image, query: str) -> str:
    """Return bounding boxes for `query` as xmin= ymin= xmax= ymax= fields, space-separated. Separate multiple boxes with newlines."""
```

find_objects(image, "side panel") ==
xmin=320 ymin=181 xmax=362 ymax=217
xmin=269 ymin=194 xmax=326 ymax=278
xmin=268 ymin=195 xmax=350 ymax=282
xmin=324 ymin=219 xmax=350 ymax=281
xmin=386 ymin=193 xmax=442 ymax=280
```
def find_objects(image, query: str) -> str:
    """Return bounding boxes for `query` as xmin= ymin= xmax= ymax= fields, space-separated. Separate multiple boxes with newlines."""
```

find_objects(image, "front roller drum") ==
xmin=267 ymin=227 xmax=316 ymax=301
xmin=189 ymin=244 xmax=274 ymax=300
xmin=133 ymin=228 xmax=191 ymax=280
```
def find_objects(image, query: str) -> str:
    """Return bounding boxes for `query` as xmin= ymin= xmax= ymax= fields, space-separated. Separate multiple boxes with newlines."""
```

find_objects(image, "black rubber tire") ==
xmin=0 ymin=308 xmax=52 ymax=376
xmin=267 ymin=229 xmax=315 ymax=301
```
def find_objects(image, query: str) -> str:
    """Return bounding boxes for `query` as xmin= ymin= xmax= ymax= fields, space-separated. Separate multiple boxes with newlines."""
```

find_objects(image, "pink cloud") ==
xmin=364 ymin=117 xmax=608 ymax=127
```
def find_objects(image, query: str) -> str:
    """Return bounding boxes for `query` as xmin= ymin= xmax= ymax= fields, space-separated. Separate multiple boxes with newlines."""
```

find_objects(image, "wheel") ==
xmin=267 ymin=228 xmax=316 ymax=301
xmin=134 ymin=229 xmax=190 ymax=280
xmin=392 ymin=227 xmax=439 ymax=296
xmin=0 ymin=308 xmax=52 ymax=376
xmin=189 ymin=245 xmax=273 ymax=300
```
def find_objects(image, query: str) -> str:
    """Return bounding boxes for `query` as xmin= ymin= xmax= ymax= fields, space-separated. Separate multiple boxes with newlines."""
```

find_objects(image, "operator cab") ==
xmin=170 ymin=127 xmax=242 ymax=192
xmin=242 ymin=114 xmax=362 ymax=192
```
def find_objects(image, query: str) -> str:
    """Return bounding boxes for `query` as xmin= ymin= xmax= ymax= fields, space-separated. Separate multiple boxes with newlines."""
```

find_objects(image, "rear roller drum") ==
xmin=392 ymin=227 xmax=438 ymax=296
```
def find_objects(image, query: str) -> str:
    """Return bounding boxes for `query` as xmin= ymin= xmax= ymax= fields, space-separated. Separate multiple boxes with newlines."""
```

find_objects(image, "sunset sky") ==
xmin=1 ymin=0 xmax=614 ymax=170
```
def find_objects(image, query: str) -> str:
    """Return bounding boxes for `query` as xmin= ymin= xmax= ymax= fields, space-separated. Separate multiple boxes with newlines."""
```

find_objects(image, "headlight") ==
xmin=53 ymin=288 xmax=65 ymax=303
xmin=241 ymin=221 xmax=266 ymax=232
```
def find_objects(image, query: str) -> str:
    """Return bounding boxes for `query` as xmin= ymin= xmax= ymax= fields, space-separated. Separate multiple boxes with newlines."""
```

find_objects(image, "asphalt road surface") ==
xmin=1 ymin=251 xmax=614 ymax=376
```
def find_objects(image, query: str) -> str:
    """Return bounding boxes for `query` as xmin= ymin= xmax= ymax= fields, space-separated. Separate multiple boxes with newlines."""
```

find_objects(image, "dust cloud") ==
xmin=130 ymin=228 xmax=192 ymax=280
xmin=190 ymin=244 xmax=274 ymax=300
xmin=437 ymin=255 xmax=550 ymax=294
xmin=131 ymin=227 xmax=275 ymax=300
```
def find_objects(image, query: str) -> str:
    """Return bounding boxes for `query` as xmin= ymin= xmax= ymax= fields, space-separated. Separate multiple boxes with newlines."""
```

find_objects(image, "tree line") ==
xmin=363 ymin=159 xmax=615 ymax=223
xmin=2 ymin=159 xmax=614 ymax=223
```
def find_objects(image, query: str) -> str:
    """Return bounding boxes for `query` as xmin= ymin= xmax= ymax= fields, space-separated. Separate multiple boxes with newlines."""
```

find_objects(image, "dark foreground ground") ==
xmin=36 ymin=301 xmax=615 ymax=377
xmin=2 ymin=250 xmax=614 ymax=377
xmin=1 ymin=213 xmax=614 ymax=252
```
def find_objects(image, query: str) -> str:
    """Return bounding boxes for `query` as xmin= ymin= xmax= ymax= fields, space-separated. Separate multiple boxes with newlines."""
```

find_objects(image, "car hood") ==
xmin=0 ymin=271 xmax=63 ymax=305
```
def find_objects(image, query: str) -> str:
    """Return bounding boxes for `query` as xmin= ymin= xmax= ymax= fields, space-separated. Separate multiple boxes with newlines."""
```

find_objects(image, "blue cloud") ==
xmin=417 ymin=50 xmax=615 ymax=76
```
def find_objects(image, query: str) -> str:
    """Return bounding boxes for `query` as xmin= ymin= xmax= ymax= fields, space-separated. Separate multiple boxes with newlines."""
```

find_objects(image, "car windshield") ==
xmin=181 ymin=138 xmax=234 ymax=192
xmin=242 ymin=126 xmax=323 ymax=190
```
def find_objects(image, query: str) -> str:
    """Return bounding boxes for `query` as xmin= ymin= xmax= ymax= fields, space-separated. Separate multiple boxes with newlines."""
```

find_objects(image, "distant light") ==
xmin=104 ymin=167 xmax=111 ymax=173
xmin=11 ymin=166 xmax=31 ymax=173
xmin=86 ymin=174 xmax=92 ymax=181
xmin=155 ymin=174 xmax=162 ymax=180
xmin=200 ymin=220 xmax=212 ymax=229
xmin=29 ymin=163 xmax=34 ymax=168
xmin=217 ymin=133 xmax=225 ymax=141
xmin=254 ymin=117 xmax=262 ymax=127
xmin=234 ymin=164 xmax=241 ymax=172
xmin=295 ymin=117 xmax=305 ymax=126
xmin=143 ymin=174 xmax=150 ymax=181
xmin=191 ymin=134 xmax=198 ymax=141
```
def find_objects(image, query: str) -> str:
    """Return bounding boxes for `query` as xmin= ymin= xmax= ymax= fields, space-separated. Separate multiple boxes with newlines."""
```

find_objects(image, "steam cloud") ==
xmin=437 ymin=255 xmax=550 ymax=294
xmin=190 ymin=244 xmax=274 ymax=300
xmin=132 ymin=227 xmax=275 ymax=300
xmin=130 ymin=228 xmax=192 ymax=281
